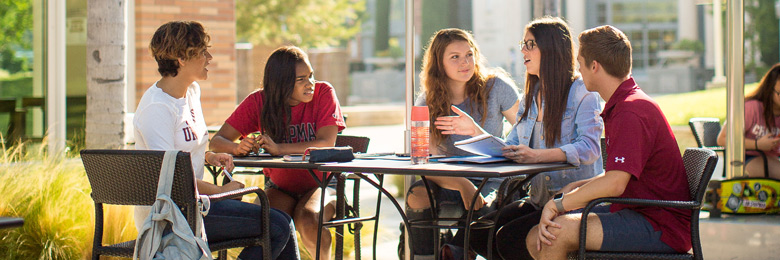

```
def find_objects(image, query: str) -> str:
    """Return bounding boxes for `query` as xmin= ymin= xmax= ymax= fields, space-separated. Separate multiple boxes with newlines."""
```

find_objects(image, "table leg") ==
xmin=351 ymin=172 xmax=416 ymax=260
xmin=419 ymin=176 xmax=441 ymax=260
xmin=310 ymin=169 xmax=330 ymax=260
xmin=463 ymin=178 xmax=489 ymax=260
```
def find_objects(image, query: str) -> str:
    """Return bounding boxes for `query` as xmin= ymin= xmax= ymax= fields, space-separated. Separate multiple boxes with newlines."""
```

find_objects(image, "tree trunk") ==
xmin=86 ymin=0 xmax=126 ymax=149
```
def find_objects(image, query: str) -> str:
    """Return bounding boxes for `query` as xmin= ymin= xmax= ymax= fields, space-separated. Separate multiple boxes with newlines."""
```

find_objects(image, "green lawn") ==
xmin=655 ymin=83 xmax=758 ymax=126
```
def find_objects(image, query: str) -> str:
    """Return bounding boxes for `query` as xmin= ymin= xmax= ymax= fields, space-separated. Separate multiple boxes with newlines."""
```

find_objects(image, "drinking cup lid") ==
xmin=411 ymin=106 xmax=429 ymax=121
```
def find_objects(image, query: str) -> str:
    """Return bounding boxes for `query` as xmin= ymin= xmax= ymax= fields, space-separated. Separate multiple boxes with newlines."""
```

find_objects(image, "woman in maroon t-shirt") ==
xmin=210 ymin=46 xmax=346 ymax=259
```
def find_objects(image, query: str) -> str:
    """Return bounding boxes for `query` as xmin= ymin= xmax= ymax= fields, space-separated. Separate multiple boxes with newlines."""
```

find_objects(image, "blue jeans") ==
xmin=204 ymin=199 xmax=300 ymax=260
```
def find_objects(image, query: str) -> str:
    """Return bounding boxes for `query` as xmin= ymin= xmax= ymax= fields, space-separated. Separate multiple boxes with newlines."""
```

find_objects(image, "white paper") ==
xmin=453 ymin=134 xmax=507 ymax=157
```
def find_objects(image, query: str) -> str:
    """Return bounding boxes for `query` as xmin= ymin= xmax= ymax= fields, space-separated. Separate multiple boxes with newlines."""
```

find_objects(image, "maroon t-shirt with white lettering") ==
xmin=225 ymin=82 xmax=346 ymax=194
xmin=601 ymin=78 xmax=691 ymax=253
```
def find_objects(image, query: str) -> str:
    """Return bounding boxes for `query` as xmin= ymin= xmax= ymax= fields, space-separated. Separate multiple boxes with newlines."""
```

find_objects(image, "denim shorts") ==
xmin=596 ymin=208 xmax=676 ymax=253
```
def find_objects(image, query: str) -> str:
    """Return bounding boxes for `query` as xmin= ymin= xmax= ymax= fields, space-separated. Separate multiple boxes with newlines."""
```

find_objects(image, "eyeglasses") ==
xmin=520 ymin=40 xmax=537 ymax=51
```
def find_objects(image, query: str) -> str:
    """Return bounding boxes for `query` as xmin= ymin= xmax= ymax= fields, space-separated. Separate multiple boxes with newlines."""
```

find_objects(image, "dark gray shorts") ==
xmin=596 ymin=208 xmax=676 ymax=253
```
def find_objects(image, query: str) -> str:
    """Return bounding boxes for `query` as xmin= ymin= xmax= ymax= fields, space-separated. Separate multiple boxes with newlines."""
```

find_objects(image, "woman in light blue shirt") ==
xmin=437 ymin=17 xmax=602 ymax=260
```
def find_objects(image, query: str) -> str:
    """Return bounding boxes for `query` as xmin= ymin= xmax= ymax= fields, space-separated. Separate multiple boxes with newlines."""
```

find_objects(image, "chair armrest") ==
xmin=576 ymin=197 xmax=699 ymax=260
xmin=703 ymin=146 xmax=724 ymax=152
xmin=207 ymin=186 xmax=272 ymax=260
xmin=584 ymin=197 xmax=701 ymax=210
xmin=208 ymin=186 xmax=266 ymax=202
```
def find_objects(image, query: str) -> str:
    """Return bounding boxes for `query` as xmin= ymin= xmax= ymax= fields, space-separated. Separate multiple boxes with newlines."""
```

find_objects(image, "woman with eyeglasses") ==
xmin=210 ymin=46 xmax=346 ymax=259
xmin=400 ymin=27 xmax=521 ymax=260
xmin=436 ymin=17 xmax=603 ymax=260
xmin=716 ymin=63 xmax=780 ymax=179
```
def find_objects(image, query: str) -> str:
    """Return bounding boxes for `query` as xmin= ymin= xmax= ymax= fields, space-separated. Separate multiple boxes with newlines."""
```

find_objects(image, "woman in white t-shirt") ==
xmin=133 ymin=21 xmax=299 ymax=260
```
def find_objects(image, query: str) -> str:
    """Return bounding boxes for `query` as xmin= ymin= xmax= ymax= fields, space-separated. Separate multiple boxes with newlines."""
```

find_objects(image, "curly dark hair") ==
xmin=149 ymin=21 xmax=211 ymax=77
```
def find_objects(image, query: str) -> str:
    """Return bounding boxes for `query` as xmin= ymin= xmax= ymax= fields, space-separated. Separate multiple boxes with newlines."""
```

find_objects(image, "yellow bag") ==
xmin=705 ymin=178 xmax=780 ymax=215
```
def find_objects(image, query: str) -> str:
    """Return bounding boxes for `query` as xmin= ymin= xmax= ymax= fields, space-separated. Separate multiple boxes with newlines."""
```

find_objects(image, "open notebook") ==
xmin=438 ymin=134 xmax=510 ymax=163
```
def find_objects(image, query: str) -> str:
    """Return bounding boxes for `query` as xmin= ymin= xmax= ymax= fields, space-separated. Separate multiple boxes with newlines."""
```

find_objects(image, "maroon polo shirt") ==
xmin=601 ymin=77 xmax=691 ymax=253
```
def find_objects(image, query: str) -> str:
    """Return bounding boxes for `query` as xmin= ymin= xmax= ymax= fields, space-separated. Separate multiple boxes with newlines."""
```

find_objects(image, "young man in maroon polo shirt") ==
xmin=524 ymin=25 xmax=691 ymax=260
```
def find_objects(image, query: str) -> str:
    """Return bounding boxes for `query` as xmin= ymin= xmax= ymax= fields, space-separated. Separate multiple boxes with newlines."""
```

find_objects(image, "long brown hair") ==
xmin=420 ymin=28 xmax=492 ymax=147
xmin=521 ymin=17 xmax=576 ymax=147
xmin=747 ymin=63 xmax=780 ymax=132
xmin=260 ymin=46 xmax=309 ymax=142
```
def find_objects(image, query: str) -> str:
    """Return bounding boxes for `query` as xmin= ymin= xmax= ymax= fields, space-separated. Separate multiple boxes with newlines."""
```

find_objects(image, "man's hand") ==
xmin=537 ymin=199 xmax=563 ymax=251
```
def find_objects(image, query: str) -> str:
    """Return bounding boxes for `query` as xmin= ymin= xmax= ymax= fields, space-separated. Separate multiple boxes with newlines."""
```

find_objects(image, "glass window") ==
xmin=0 ymin=0 xmax=39 ymax=145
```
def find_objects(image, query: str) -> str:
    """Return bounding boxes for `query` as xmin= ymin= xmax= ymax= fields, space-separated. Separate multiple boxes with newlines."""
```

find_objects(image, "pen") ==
xmin=222 ymin=167 xmax=235 ymax=182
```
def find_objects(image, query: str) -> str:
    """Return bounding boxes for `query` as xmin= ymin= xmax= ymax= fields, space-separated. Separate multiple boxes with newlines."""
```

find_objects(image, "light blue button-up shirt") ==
xmin=505 ymin=78 xmax=604 ymax=207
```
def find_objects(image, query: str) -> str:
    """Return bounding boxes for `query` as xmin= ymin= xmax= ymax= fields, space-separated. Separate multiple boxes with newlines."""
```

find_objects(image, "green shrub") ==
xmin=0 ymin=141 xmax=136 ymax=260
xmin=0 ymin=142 xmax=93 ymax=259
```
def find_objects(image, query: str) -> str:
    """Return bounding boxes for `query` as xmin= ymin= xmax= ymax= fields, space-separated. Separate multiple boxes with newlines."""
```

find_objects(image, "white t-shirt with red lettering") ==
xmin=132 ymin=81 xmax=209 ymax=231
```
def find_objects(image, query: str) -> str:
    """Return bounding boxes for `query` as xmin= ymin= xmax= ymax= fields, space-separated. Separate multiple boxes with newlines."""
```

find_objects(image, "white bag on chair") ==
xmin=133 ymin=150 xmax=212 ymax=260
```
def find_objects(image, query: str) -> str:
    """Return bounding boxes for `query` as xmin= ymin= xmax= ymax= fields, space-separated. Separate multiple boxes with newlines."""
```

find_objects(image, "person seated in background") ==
xmin=525 ymin=25 xmax=692 ymax=260
xmin=437 ymin=17 xmax=603 ymax=260
xmin=716 ymin=63 xmax=780 ymax=179
xmin=400 ymin=27 xmax=520 ymax=260
xmin=134 ymin=21 xmax=299 ymax=260
xmin=209 ymin=46 xmax=346 ymax=260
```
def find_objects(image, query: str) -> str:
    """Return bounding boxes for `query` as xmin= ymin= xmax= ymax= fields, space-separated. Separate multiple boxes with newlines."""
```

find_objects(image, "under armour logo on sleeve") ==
xmin=615 ymin=157 xmax=625 ymax=163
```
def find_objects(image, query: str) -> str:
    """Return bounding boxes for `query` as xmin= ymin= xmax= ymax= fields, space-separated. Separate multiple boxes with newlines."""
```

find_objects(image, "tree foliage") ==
xmin=0 ymin=0 xmax=33 ymax=73
xmin=746 ymin=0 xmax=779 ymax=67
xmin=236 ymin=0 xmax=366 ymax=48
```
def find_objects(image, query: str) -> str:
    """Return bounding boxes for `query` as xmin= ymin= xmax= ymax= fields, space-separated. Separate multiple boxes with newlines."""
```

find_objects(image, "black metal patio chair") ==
xmin=689 ymin=117 xmax=767 ymax=178
xmin=81 ymin=149 xmax=272 ymax=260
xmin=570 ymin=148 xmax=717 ymax=260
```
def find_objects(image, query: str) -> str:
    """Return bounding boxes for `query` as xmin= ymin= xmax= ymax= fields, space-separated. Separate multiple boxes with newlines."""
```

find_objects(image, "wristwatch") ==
xmin=553 ymin=193 xmax=565 ymax=213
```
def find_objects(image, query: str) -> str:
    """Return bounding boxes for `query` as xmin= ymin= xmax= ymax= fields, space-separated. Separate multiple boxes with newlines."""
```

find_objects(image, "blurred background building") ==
xmin=1 ymin=0 xmax=777 ymax=150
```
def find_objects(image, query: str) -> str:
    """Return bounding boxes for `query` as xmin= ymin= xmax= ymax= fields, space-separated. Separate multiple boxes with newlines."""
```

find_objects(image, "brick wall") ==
xmin=134 ymin=0 xmax=236 ymax=127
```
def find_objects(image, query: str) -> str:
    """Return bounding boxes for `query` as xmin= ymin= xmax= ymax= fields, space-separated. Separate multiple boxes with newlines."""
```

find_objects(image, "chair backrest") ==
xmin=335 ymin=135 xmax=370 ymax=153
xmin=688 ymin=117 xmax=722 ymax=148
xmin=682 ymin=148 xmax=718 ymax=202
xmin=81 ymin=149 xmax=197 ymax=208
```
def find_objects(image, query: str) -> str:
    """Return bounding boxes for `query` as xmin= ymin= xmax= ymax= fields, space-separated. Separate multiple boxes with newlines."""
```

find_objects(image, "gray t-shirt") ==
xmin=415 ymin=75 xmax=519 ymax=156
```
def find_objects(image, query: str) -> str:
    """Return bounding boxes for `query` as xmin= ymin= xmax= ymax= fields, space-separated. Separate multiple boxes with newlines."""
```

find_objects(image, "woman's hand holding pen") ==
xmin=234 ymin=133 xmax=262 ymax=156
xmin=207 ymin=152 xmax=234 ymax=173
xmin=258 ymin=134 xmax=280 ymax=155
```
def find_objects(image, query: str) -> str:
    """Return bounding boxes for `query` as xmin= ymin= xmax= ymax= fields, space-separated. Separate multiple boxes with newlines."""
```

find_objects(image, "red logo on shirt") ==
xmin=183 ymin=121 xmax=198 ymax=142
